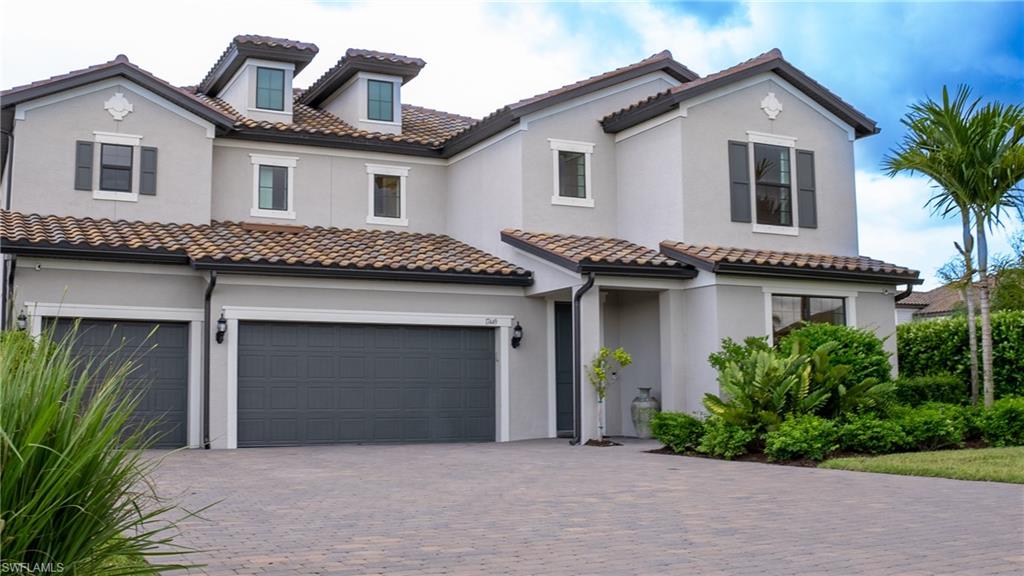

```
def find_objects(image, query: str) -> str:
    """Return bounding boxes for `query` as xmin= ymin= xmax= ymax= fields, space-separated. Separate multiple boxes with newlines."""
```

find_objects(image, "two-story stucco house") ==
xmin=0 ymin=36 xmax=921 ymax=449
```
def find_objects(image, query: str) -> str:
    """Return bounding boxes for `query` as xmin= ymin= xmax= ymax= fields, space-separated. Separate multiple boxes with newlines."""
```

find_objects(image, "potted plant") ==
xmin=587 ymin=346 xmax=633 ymax=444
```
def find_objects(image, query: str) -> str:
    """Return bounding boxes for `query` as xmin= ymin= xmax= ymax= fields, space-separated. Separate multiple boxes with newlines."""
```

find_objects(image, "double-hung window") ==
xmin=99 ymin=143 xmax=133 ymax=192
xmin=549 ymin=139 xmax=594 ymax=207
xmin=250 ymin=154 xmax=297 ymax=219
xmin=367 ymin=79 xmax=394 ymax=122
xmin=753 ymin=143 xmax=792 ymax=227
xmin=366 ymin=164 xmax=409 ymax=226
xmin=255 ymin=67 xmax=285 ymax=111
xmin=771 ymin=294 xmax=847 ymax=342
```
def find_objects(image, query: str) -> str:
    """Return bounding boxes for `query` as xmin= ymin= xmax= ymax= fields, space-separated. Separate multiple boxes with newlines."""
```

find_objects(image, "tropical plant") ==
xmin=0 ymin=327 xmax=197 ymax=574
xmin=587 ymin=346 xmax=632 ymax=441
xmin=797 ymin=339 xmax=896 ymax=418
xmin=883 ymin=85 xmax=981 ymax=404
xmin=707 ymin=336 xmax=770 ymax=373
xmin=992 ymin=229 xmax=1024 ymax=311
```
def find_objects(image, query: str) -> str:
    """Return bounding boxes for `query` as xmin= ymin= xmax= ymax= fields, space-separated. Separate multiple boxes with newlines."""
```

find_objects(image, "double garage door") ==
xmin=54 ymin=318 xmax=496 ymax=448
xmin=237 ymin=321 xmax=496 ymax=447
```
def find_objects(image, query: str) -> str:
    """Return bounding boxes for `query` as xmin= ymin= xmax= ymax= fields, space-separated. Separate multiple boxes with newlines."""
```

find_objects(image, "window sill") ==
xmin=551 ymin=196 xmax=594 ymax=208
xmin=250 ymin=208 xmax=296 ymax=220
xmin=753 ymin=223 xmax=798 ymax=236
xmin=366 ymin=215 xmax=408 ymax=227
xmin=93 ymin=190 xmax=138 ymax=202
xmin=248 ymin=107 xmax=289 ymax=115
xmin=360 ymin=118 xmax=400 ymax=127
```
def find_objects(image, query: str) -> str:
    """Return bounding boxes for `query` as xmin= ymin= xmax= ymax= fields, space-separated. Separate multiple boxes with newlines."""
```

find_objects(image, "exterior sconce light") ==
xmin=16 ymin=311 xmax=28 ymax=331
xmin=511 ymin=322 xmax=524 ymax=349
xmin=215 ymin=312 xmax=227 ymax=344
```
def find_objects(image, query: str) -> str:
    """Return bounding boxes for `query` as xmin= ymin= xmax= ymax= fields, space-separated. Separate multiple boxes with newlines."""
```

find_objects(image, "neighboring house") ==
xmin=895 ymin=281 xmax=986 ymax=324
xmin=0 ymin=36 xmax=922 ymax=449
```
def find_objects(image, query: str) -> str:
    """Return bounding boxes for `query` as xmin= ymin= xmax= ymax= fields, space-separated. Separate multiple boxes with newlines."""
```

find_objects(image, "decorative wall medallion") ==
xmin=760 ymin=92 xmax=783 ymax=120
xmin=104 ymin=92 xmax=133 ymax=120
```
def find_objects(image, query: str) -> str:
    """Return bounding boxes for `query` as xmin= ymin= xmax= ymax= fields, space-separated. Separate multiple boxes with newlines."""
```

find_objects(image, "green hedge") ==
xmin=897 ymin=310 xmax=1024 ymax=398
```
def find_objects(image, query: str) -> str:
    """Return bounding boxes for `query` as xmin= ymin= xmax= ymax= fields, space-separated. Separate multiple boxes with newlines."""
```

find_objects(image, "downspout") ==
xmin=202 ymin=271 xmax=217 ymax=449
xmin=3 ymin=129 xmax=14 ymax=210
xmin=894 ymin=283 xmax=914 ymax=302
xmin=3 ymin=255 xmax=15 ymax=329
xmin=570 ymin=272 xmax=596 ymax=446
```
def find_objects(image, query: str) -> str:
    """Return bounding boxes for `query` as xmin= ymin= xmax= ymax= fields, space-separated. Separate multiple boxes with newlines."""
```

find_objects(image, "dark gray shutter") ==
xmin=728 ymin=141 xmax=751 ymax=223
xmin=74 ymin=141 xmax=93 ymax=191
xmin=796 ymin=149 xmax=817 ymax=229
xmin=272 ymin=165 xmax=288 ymax=210
xmin=140 ymin=147 xmax=157 ymax=195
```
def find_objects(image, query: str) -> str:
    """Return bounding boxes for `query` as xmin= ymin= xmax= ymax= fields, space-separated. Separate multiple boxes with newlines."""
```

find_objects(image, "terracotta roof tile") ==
xmin=194 ymin=91 xmax=475 ymax=148
xmin=659 ymin=241 xmax=921 ymax=282
xmin=899 ymin=281 xmax=991 ymax=316
xmin=1 ymin=211 xmax=530 ymax=283
xmin=501 ymin=229 xmax=692 ymax=277
xmin=343 ymin=48 xmax=426 ymax=68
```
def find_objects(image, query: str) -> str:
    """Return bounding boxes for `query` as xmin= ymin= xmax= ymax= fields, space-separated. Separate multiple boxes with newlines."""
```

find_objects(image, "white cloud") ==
xmin=856 ymin=170 xmax=1018 ymax=290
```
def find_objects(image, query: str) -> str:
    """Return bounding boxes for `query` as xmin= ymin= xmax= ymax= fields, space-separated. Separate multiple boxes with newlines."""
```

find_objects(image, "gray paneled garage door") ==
xmin=237 ymin=322 xmax=495 ymax=447
xmin=52 ymin=318 xmax=189 ymax=448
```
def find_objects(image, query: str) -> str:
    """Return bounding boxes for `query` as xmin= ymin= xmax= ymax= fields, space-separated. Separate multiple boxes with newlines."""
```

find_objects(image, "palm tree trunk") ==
xmin=976 ymin=215 xmax=995 ymax=407
xmin=959 ymin=212 xmax=980 ymax=405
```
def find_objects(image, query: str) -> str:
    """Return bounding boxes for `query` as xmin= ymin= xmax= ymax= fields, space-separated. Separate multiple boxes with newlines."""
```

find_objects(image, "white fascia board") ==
xmin=14 ymin=77 xmax=217 ymax=138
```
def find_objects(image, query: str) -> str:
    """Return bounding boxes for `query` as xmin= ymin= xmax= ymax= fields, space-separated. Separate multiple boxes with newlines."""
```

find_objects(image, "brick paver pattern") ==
xmin=151 ymin=439 xmax=1024 ymax=575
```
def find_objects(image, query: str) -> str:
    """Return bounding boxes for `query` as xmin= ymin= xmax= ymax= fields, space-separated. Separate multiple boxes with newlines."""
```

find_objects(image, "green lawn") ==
xmin=821 ymin=447 xmax=1024 ymax=484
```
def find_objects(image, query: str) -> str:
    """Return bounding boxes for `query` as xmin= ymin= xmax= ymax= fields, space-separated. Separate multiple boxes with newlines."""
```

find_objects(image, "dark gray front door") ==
xmin=554 ymin=302 xmax=573 ymax=436
xmin=52 ymin=318 xmax=189 ymax=448
xmin=237 ymin=322 xmax=496 ymax=447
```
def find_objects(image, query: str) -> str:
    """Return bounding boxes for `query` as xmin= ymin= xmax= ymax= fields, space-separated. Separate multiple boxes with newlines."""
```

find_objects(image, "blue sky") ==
xmin=2 ymin=1 xmax=1021 ymax=288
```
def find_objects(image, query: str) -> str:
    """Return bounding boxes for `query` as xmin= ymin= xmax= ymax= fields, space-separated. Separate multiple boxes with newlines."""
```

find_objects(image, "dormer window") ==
xmin=367 ymin=79 xmax=394 ymax=122
xmin=255 ymin=67 xmax=285 ymax=111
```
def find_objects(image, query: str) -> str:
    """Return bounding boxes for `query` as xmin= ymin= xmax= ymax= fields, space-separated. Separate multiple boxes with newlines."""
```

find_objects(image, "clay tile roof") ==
xmin=344 ymin=48 xmax=426 ymax=67
xmin=501 ymin=229 xmax=695 ymax=278
xmin=601 ymin=48 xmax=877 ymax=138
xmin=898 ymin=281 xmax=989 ymax=316
xmin=193 ymin=90 xmax=475 ymax=148
xmin=659 ymin=241 xmax=921 ymax=283
xmin=199 ymin=34 xmax=319 ymax=95
xmin=234 ymin=34 xmax=320 ymax=53
xmin=1 ymin=211 xmax=532 ymax=285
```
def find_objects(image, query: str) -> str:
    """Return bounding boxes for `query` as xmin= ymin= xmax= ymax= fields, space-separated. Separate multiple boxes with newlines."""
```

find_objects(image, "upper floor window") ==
xmin=727 ymin=132 xmax=817 ymax=235
xmin=771 ymin=294 xmax=846 ymax=342
xmin=255 ymin=67 xmax=285 ymax=111
xmin=250 ymin=154 xmax=297 ymax=219
xmin=366 ymin=164 xmax=409 ymax=226
xmin=367 ymin=79 xmax=394 ymax=122
xmin=99 ymin=144 xmax=133 ymax=192
xmin=549 ymin=139 xmax=594 ymax=208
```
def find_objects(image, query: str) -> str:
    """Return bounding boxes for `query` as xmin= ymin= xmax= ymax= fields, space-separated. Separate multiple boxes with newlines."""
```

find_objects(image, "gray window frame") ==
xmin=753 ymin=142 xmax=793 ymax=227
xmin=99 ymin=143 xmax=133 ymax=193
xmin=258 ymin=164 xmax=289 ymax=211
xmin=366 ymin=79 xmax=394 ymax=122
xmin=255 ymin=67 xmax=285 ymax=112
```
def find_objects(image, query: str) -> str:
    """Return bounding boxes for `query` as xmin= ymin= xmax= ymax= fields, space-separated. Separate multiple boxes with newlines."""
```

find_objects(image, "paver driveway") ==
xmin=152 ymin=439 xmax=1024 ymax=575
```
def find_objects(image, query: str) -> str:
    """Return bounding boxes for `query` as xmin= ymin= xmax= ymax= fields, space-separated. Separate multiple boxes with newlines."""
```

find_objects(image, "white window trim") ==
xmin=250 ymin=154 xmax=297 ymax=220
xmin=748 ymin=131 xmax=799 ymax=236
xmin=93 ymin=133 xmax=142 ymax=202
xmin=762 ymin=287 xmax=857 ymax=345
xmin=220 ymin=305 xmax=514 ymax=449
xmin=365 ymin=163 xmax=409 ymax=226
xmin=359 ymin=72 xmax=402 ymax=125
xmin=549 ymin=138 xmax=594 ymax=208
xmin=25 ymin=301 xmax=205 ymax=449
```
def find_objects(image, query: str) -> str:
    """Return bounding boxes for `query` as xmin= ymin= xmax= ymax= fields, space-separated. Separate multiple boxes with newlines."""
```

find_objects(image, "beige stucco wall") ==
xmin=10 ymin=80 xmax=214 ymax=224
xmin=211 ymin=141 xmax=447 ymax=232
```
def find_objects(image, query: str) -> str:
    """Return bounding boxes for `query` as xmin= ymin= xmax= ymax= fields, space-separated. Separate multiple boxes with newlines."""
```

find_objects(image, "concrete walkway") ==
xmin=151 ymin=439 xmax=1024 ymax=575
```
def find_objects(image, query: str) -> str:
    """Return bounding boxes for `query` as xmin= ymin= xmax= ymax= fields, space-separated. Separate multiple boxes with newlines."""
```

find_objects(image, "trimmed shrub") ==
xmin=838 ymin=413 xmax=907 ymax=454
xmin=764 ymin=415 xmax=839 ymax=461
xmin=981 ymin=396 xmax=1024 ymax=447
xmin=650 ymin=412 xmax=704 ymax=453
xmin=894 ymin=403 xmax=967 ymax=450
xmin=894 ymin=374 xmax=968 ymax=406
xmin=778 ymin=323 xmax=892 ymax=384
xmin=697 ymin=417 xmax=756 ymax=460
xmin=897 ymin=310 xmax=1024 ymax=398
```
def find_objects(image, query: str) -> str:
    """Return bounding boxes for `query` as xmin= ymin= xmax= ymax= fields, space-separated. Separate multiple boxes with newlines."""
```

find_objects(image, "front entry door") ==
xmin=554 ymin=302 xmax=573 ymax=436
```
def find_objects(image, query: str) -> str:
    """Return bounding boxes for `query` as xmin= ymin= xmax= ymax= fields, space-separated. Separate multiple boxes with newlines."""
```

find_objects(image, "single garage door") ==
xmin=52 ymin=318 xmax=189 ymax=448
xmin=237 ymin=322 xmax=495 ymax=446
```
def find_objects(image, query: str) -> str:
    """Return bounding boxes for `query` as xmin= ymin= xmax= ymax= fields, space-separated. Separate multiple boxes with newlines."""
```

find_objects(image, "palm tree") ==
xmin=883 ymin=86 xmax=980 ymax=403
xmin=961 ymin=101 xmax=1024 ymax=406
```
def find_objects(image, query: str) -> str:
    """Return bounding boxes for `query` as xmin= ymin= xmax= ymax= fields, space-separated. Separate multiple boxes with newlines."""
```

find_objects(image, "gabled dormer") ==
xmin=298 ymin=49 xmax=426 ymax=136
xmin=198 ymin=35 xmax=318 ymax=124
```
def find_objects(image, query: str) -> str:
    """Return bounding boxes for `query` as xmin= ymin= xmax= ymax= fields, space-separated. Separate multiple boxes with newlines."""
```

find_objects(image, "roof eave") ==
xmin=190 ymin=260 xmax=533 ymax=286
xmin=501 ymin=231 xmax=696 ymax=279
xmin=0 ymin=241 xmax=189 ymax=265
xmin=200 ymin=43 xmax=318 ymax=96
xmin=714 ymin=262 xmax=923 ymax=285
xmin=299 ymin=58 xmax=424 ymax=108
xmin=225 ymin=130 xmax=445 ymax=158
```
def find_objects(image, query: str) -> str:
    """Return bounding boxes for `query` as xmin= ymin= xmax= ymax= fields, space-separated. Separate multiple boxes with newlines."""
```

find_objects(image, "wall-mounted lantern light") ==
xmin=511 ymin=321 xmax=524 ymax=349
xmin=16 ymin=311 xmax=27 ymax=331
xmin=215 ymin=312 xmax=227 ymax=344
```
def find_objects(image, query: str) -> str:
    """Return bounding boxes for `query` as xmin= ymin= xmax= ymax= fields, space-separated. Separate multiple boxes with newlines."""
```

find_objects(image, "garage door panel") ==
xmin=52 ymin=319 xmax=188 ymax=449
xmin=238 ymin=321 xmax=495 ymax=446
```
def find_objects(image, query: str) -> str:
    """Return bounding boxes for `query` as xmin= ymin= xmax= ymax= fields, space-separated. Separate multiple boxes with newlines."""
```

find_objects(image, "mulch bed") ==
xmin=648 ymin=440 xmax=993 ymax=467
xmin=586 ymin=439 xmax=624 ymax=447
